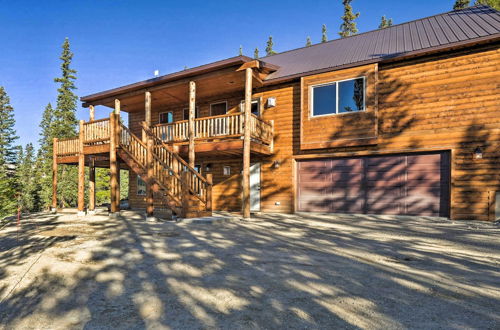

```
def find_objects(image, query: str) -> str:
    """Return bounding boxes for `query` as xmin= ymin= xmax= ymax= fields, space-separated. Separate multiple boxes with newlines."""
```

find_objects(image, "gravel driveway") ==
xmin=0 ymin=211 xmax=499 ymax=329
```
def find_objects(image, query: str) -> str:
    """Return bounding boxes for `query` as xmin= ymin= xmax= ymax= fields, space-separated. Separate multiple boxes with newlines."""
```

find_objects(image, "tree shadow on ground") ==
xmin=0 ymin=212 xmax=499 ymax=329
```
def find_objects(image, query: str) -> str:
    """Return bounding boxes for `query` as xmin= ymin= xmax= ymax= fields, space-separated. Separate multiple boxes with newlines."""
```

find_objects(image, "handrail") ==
xmin=83 ymin=118 xmax=110 ymax=143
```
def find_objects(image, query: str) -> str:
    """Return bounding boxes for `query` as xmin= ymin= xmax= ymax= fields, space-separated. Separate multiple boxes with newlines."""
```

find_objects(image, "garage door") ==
xmin=297 ymin=153 xmax=450 ymax=217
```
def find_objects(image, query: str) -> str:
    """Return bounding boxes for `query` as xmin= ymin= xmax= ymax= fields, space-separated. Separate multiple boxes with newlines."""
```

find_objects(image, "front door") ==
xmin=250 ymin=163 xmax=261 ymax=212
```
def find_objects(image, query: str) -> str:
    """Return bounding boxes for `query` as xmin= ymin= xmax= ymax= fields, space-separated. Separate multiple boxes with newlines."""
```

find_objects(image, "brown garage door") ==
xmin=297 ymin=153 xmax=450 ymax=217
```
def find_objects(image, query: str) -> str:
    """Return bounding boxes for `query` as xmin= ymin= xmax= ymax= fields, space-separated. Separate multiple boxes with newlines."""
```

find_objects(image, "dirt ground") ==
xmin=0 ymin=210 xmax=499 ymax=329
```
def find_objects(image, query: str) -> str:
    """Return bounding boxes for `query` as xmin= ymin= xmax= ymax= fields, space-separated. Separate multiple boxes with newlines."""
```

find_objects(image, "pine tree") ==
xmin=475 ymin=0 xmax=500 ymax=10
xmin=37 ymin=103 xmax=55 ymax=209
xmin=265 ymin=36 xmax=277 ymax=56
xmin=254 ymin=48 xmax=259 ymax=59
xmin=379 ymin=16 xmax=393 ymax=28
xmin=17 ymin=143 xmax=39 ymax=212
xmin=0 ymin=86 xmax=19 ymax=218
xmin=454 ymin=0 xmax=470 ymax=9
xmin=306 ymin=36 xmax=312 ymax=47
xmin=52 ymin=38 xmax=79 ymax=208
xmin=339 ymin=0 xmax=360 ymax=38
xmin=239 ymin=45 xmax=243 ymax=56
xmin=322 ymin=24 xmax=328 ymax=43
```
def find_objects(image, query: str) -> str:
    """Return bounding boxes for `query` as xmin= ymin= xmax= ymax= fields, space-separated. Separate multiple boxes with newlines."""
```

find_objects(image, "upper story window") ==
xmin=311 ymin=77 xmax=365 ymax=117
xmin=183 ymin=107 xmax=200 ymax=120
xmin=240 ymin=98 xmax=260 ymax=116
xmin=159 ymin=112 xmax=173 ymax=124
xmin=210 ymin=101 xmax=227 ymax=116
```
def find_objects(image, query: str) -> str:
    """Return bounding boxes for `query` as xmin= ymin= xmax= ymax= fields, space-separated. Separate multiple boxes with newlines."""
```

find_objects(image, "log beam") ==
xmin=109 ymin=112 xmax=119 ymax=214
xmin=77 ymin=120 xmax=85 ymax=215
xmin=52 ymin=138 xmax=58 ymax=211
xmin=188 ymin=81 xmax=196 ymax=168
xmin=242 ymin=67 xmax=252 ymax=219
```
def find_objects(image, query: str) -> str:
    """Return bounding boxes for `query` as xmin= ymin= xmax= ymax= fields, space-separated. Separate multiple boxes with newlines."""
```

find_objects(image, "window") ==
xmin=210 ymin=101 xmax=227 ymax=116
xmin=240 ymin=99 xmax=260 ymax=116
xmin=311 ymin=77 xmax=365 ymax=116
xmin=223 ymin=166 xmax=231 ymax=176
xmin=183 ymin=107 xmax=200 ymax=120
xmin=137 ymin=176 xmax=146 ymax=196
xmin=159 ymin=112 xmax=173 ymax=124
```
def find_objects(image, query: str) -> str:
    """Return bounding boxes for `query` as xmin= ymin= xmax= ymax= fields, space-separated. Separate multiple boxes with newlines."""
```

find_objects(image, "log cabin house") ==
xmin=53 ymin=5 xmax=500 ymax=221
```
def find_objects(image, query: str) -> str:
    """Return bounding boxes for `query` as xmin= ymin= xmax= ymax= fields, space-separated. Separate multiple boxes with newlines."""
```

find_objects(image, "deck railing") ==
xmin=152 ymin=112 xmax=273 ymax=144
xmin=56 ymin=137 xmax=80 ymax=156
xmin=83 ymin=118 xmax=110 ymax=144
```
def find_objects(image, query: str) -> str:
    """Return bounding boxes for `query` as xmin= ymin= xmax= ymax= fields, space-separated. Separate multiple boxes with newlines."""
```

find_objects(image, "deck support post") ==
xmin=77 ymin=120 xmax=85 ymax=216
xmin=188 ymin=81 xmax=196 ymax=168
xmin=143 ymin=91 xmax=151 ymax=142
xmin=89 ymin=105 xmax=95 ymax=122
xmin=88 ymin=157 xmax=96 ymax=215
xmin=146 ymin=137 xmax=155 ymax=218
xmin=206 ymin=173 xmax=213 ymax=212
xmin=181 ymin=171 xmax=189 ymax=218
xmin=52 ymin=138 xmax=58 ymax=212
xmin=109 ymin=110 xmax=120 ymax=215
xmin=242 ymin=67 xmax=252 ymax=219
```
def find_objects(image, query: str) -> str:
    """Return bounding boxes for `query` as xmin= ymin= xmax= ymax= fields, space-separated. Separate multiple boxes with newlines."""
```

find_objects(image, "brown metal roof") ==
xmin=262 ymin=5 xmax=500 ymax=82
xmin=81 ymin=5 xmax=500 ymax=103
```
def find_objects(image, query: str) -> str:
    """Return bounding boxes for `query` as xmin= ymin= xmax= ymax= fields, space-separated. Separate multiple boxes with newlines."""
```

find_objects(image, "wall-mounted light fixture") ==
xmin=205 ymin=163 xmax=212 ymax=172
xmin=474 ymin=147 xmax=483 ymax=160
xmin=267 ymin=97 xmax=276 ymax=108
xmin=273 ymin=160 xmax=281 ymax=169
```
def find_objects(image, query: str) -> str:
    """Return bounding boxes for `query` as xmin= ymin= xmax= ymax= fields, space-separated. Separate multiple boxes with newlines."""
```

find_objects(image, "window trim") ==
xmin=209 ymin=101 xmax=228 ymax=116
xmin=158 ymin=111 xmax=173 ymax=124
xmin=239 ymin=98 xmax=261 ymax=116
xmin=183 ymin=107 xmax=200 ymax=120
xmin=309 ymin=76 xmax=366 ymax=118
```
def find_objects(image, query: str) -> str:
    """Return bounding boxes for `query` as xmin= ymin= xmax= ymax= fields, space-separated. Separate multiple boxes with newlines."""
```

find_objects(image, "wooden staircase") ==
xmin=117 ymin=122 xmax=212 ymax=218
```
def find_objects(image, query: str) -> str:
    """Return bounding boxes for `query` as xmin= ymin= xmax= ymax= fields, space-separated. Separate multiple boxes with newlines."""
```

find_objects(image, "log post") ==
xmin=242 ymin=67 xmax=253 ymax=219
xmin=181 ymin=171 xmax=189 ymax=218
xmin=109 ymin=112 xmax=119 ymax=215
xmin=88 ymin=157 xmax=96 ymax=214
xmin=146 ymin=137 xmax=155 ymax=218
xmin=188 ymin=81 xmax=196 ymax=168
xmin=143 ymin=91 xmax=151 ymax=142
xmin=89 ymin=105 xmax=95 ymax=121
xmin=114 ymin=99 xmax=120 ymax=115
xmin=77 ymin=120 xmax=85 ymax=216
xmin=52 ymin=137 xmax=58 ymax=212
xmin=206 ymin=173 xmax=213 ymax=212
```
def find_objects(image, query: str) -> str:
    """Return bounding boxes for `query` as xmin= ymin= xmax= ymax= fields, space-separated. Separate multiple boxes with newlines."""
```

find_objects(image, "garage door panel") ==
xmin=297 ymin=152 xmax=450 ymax=217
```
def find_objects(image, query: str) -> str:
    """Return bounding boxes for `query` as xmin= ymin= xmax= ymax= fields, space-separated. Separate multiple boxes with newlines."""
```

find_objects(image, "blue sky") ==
xmin=0 ymin=0 xmax=452 ymax=148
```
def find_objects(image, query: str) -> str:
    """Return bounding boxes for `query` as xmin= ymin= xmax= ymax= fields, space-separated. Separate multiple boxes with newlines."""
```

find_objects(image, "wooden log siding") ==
xmin=83 ymin=118 xmax=111 ymax=144
xmin=56 ymin=137 xmax=80 ymax=156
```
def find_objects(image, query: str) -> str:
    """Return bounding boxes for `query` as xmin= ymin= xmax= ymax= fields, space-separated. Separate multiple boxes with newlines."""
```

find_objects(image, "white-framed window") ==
xmin=223 ymin=166 xmax=231 ymax=176
xmin=183 ymin=107 xmax=200 ymax=120
xmin=159 ymin=112 xmax=173 ymax=124
xmin=210 ymin=101 xmax=227 ymax=116
xmin=240 ymin=98 xmax=260 ymax=116
xmin=137 ymin=176 xmax=146 ymax=196
xmin=310 ymin=77 xmax=365 ymax=117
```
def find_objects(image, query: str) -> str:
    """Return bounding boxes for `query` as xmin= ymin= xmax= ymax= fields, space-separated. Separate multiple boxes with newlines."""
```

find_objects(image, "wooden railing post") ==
xmin=143 ymin=91 xmax=151 ymax=143
xmin=52 ymin=137 xmax=58 ymax=212
xmin=146 ymin=136 xmax=155 ymax=218
xmin=109 ymin=112 xmax=119 ymax=215
xmin=242 ymin=67 xmax=253 ymax=219
xmin=206 ymin=173 xmax=213 ymax=212
xmin=188 ymin=81 xmax=196 ymax=168
xmin=181 ymin=171 xmax=189 ymax=218
xmin=89 ymin=105 xmax=95 ymax=121
xmin=77 ymin=120 xmax=85 ymax=216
